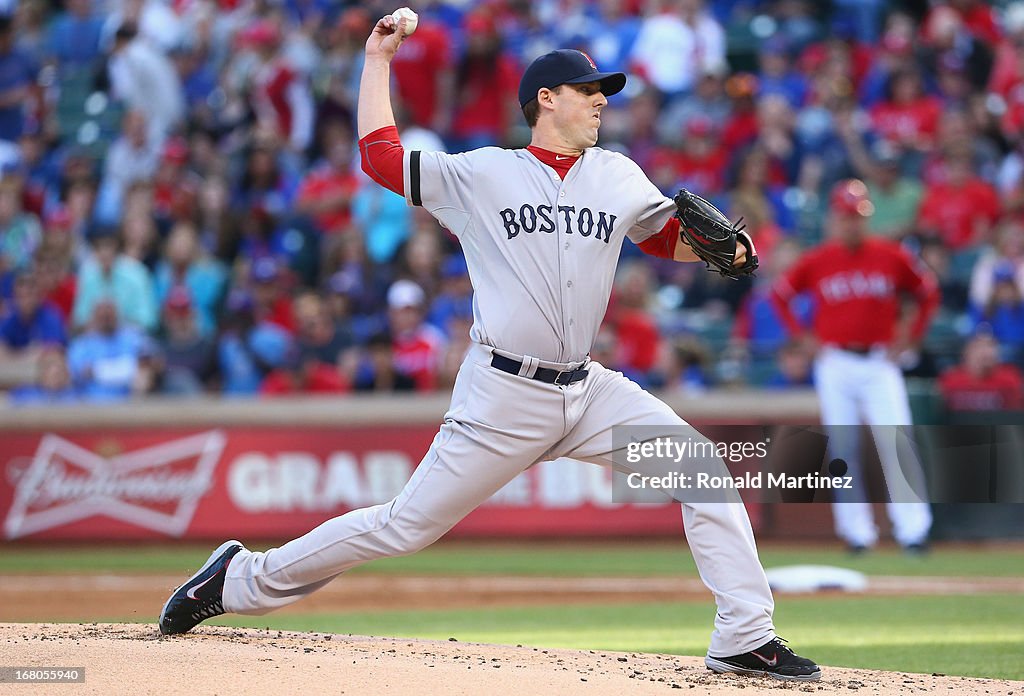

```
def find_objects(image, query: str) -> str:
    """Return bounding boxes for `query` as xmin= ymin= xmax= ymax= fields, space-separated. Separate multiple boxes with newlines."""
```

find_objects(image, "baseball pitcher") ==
xmin=159 ymin=11 xmax=820 ymax=682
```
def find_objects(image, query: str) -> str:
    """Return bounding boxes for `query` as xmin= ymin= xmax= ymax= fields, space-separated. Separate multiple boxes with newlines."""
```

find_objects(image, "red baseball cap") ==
xmin=162 ymin=136 xmax=189 ymax=165
xmin=239 ymin=20 xmax=279 ymax=48
xmin=44 ymin=206 xmax=72 ymax=231
xmin=686 ymin=115 xmax=715 ymax=138
xmin=829 ymin=178 xmax=874 ymax=217
xmin=464 ymin=11 xmax=496 ymax=35
xmin=165 ymin=286 xmax=193 ymax=313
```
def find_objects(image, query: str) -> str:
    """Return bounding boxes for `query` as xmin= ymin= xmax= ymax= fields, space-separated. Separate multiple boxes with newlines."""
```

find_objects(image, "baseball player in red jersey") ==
xmin=772 ymin=179 xmax=940 ymax=553
xmin=159 ymin=12 xmax=821 ymax=682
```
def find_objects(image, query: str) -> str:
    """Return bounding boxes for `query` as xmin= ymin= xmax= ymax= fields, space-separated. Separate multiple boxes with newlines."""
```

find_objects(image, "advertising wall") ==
xmin=1 ymin=426 xmax=696 ymax=541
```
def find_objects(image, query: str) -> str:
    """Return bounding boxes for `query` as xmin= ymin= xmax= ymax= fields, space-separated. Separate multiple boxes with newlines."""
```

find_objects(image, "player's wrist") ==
xmin=363 ymin=55 xmax=393 ymax=69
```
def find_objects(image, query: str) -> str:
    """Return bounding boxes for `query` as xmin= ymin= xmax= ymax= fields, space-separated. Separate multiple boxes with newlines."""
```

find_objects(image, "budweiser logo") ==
xmin=4 ymin=431 xmax=226 ymax=539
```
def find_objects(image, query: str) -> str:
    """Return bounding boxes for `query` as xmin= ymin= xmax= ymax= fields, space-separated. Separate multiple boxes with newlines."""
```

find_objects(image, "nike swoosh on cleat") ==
xmin=185 ymin=569 xmax=222 ymax=600
xmin=751 ymin=651 xmax=778 ymax=667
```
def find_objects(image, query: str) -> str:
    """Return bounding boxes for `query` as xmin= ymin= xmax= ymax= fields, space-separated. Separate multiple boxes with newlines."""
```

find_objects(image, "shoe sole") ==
xmin=705 ymin=656 xmax=822 ymax=682
xmin=159 ymin=539 xmax=244 ymax=632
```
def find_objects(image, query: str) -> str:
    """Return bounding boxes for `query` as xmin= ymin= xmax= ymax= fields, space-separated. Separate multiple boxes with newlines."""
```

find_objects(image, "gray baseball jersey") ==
xmin=401 ymin=146 xmax=676 ymax=363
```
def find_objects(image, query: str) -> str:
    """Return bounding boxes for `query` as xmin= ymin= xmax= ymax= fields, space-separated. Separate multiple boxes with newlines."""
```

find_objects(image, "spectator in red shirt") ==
xmin=939 ymin=331 xmax=1024 ymax=412
xmin=353 ymin=330 xmax=416 ymax=393
xmin=387 ymin=279 xmax=444 ymax=392
xmin=34 ymin=210 xmax=77 ymax=322
xmin=869 ymin=68 xmax=943 ymax=154
xmin=919 ymin=107 xmax=1000 ymax=188
xmin=917 ymin=153 xmax=1002 ymax=250
xmin=242 ymin=20 xmax=314 ymax=154
xmin=719 ymin=73 xmax=759 ymax=152
xmin=987 ymin=5 xmax=1024 ymax=99
xmin=34 ymin=251 xmax=76 ymax=324
xmin=799 ymin=20 xmax=873 ymax=95
xmin=152 ymin=137 xmax=199 ymax=231
xmin=448 ymin=12 xmax=520 ymax=152
xmin=605 ymin=259 xmax=662 ymax=386
xmin=295 ymin=122 xmax=358 ymax=236
xmin=646 ymin=115 xmax=727 ymax=195
xmin=672 ymin=116 xmax=728 ymax=196
xmin=389 ymin=11 xmax=454 ymax=133
xmin=260 ymin=355 xmax=350 ymax=396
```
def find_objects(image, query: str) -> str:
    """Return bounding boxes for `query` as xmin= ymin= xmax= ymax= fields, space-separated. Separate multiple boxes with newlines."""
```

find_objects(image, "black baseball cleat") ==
xmin=159 ymin=540 xmax=245 ymax=635
xmin=847 ymin=543 xmax=870 ymax=556
xmin=705 ymin=636 xmax=821 ymax=681
xmin=903 ymin=542 xmax=930 ymax=557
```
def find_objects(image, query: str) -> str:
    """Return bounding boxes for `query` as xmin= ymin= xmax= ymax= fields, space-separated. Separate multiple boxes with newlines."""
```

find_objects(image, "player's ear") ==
xmin=538 ymin=87 xmax=556 ymax=109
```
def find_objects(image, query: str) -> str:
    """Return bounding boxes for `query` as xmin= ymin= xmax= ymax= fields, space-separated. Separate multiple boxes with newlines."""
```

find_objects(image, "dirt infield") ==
xmin=2 ymin=573 xmax=1024 ymax=622
xmin=3 ymin=623 xmax=1021 ymax=696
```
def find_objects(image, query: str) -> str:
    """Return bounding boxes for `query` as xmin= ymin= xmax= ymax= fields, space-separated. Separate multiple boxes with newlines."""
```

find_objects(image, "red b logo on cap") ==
xmin=579 ymin=51 xmax=597 ymax=70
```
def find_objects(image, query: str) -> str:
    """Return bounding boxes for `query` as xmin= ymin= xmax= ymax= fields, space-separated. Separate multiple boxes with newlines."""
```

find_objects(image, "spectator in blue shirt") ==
xmin=764 ymin=340 xmax=815 ymax=389
xmin=0 ymin=175 xmax=42 ymax=274
xmin=217 ymin=290 xmax=294 ymax=395
xmin=46 ymin=0 xmax=104 ymax=73
xmin=970 ymin=264 xmax=1024 ymax=354
xmin=154 ymin=222 xmax=228 ymax=338
xmin=585 ymin=0 xmax=641 ymax=74
xmin=0 ymin=15 xmax=36 ymax=142
xmin=428 ymin=254 xmax=473 ymax=338
xmin=757 ymin=35 xmax=808 ymax=109
xmin=0 ymin=271 xmax=66 ymax=352
xmin=8 ymin=346 xmax=79 ymax=405
xmin=67 ymin=298 xmax=147 ymax=401
xmin=73 ymin=226 xmax=158 ymax=333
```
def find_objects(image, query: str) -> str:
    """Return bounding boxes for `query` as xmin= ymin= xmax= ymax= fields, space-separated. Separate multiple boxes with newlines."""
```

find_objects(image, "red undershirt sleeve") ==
xmin=359 ymin=125 xmax=405 ymax=196
xmin=637 ymin=217 xmax=680 ymax=260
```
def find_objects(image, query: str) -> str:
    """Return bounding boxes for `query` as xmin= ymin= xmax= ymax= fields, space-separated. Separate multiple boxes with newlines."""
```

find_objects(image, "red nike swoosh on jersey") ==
xmin=185 ymin=569 xmax=222 ymax=600
xmin=751 ymin=651 xmax=778 ymax=667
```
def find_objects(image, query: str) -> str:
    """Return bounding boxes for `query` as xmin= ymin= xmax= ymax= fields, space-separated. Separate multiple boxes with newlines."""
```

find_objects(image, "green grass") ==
xmin=2 ymin=542 xmax=1021 ymax=680
xmin=2 ymin=541 xmax=1023 ymax=578
xmin=213 ymin=594 xmax=1024 ymax=680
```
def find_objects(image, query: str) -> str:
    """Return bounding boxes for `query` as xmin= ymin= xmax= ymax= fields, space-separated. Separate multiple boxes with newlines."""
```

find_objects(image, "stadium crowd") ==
xmin=1 ymin=0 xmax=1024 ymax=413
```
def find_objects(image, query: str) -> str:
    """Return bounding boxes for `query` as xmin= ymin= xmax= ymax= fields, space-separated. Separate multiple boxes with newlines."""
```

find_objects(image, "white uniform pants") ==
xmin=224 ymin=343 xmax=776 ymax=657
xmin=813 ymin=347 xmax=932 ymax=548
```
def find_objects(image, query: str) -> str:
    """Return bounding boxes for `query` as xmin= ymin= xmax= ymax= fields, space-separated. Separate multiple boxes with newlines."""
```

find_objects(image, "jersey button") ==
xmin=567 ymin=281 xmax=573 ymax=288
xmin=564 ymin=242 xmax=570 ymax=250
xmin=559 ymin=191 xmax=566 ymax=197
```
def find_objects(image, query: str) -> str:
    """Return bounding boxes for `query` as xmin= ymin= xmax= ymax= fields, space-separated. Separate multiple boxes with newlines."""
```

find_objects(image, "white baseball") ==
xmin=391 ymin=7 xmax=418 ymax=35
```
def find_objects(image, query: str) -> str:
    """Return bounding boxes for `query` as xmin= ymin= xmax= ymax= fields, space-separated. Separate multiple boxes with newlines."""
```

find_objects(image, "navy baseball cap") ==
xmin=518 ymin=49 xmax=626 ymax=108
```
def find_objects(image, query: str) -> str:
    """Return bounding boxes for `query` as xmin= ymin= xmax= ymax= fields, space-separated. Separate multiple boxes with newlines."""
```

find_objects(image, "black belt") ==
xmin=490 ymin=353 xmax=589 ymax=385
xmin=838 ymin=344 xmax=872 ymax=356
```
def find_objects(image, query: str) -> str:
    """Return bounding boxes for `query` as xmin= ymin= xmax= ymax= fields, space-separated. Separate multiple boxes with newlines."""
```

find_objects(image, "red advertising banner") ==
xmin=0 ymin=427 xmax=716 ymax=541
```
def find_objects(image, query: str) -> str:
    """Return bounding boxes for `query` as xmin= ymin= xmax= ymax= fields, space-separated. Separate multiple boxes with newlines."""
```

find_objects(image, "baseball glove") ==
xmin=674 ymin=189 xmax=758 ymax=279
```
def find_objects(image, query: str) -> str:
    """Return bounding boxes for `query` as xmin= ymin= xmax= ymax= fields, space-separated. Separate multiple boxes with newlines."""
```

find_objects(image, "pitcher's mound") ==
xmin=1 ymin=623 xmax=1016 ymax=695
